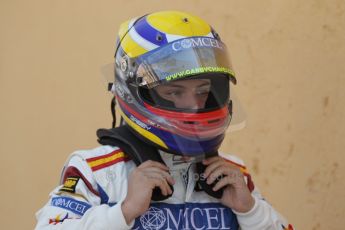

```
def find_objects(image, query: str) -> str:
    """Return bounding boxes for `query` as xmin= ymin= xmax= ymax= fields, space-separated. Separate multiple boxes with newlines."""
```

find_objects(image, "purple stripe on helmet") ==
xmin=134 ymin=17 xmax=168 ymax=46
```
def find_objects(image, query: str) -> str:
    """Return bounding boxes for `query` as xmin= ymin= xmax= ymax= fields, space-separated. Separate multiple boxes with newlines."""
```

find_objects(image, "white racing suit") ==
xmin=35 ymin=145 xmax=294 ymax=230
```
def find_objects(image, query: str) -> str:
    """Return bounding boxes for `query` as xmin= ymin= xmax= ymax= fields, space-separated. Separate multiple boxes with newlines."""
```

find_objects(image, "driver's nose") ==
xmin=174 ymin=92 xmax=207 ymax=109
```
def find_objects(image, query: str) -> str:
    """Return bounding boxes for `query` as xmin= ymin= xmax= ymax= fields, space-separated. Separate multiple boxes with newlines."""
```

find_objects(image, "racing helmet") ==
xmin=112 ymin=11 xmax=242 ymax=156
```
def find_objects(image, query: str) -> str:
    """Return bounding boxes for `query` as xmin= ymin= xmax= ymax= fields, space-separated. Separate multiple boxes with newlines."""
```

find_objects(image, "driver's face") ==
xmin=154 ymin=79 xmax=211 ymax=109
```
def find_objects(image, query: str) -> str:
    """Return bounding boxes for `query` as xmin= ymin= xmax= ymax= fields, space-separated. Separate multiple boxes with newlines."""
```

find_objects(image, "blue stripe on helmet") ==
xmin=134 ymin=17 xmax=168 ymax=46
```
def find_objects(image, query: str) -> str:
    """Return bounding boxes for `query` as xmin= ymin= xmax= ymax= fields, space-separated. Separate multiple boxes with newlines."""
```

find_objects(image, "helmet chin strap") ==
xmin=111 ymin=96 xmax=124 ymax=128
xmin=111 ymin=97 xmax=116 ymax=128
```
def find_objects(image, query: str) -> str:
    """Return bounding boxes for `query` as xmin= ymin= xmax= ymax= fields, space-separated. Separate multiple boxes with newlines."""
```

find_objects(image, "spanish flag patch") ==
xmin=86 ymin=149 xmax=129 ymax=171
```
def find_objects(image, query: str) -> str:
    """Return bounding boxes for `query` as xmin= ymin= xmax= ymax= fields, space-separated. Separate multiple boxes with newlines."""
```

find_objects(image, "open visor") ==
xmin=135 ymin=36 xmax=236 ymax=88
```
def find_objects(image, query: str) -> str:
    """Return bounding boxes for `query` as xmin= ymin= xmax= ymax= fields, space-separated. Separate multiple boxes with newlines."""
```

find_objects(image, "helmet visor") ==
xmin=135 ymin=36 xmax=236 ymax=88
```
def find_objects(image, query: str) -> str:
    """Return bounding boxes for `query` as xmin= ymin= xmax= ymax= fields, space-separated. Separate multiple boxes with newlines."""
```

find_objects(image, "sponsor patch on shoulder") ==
xmin=59 ymin=177 xmax=80 ymax=193
xmin=51 ymin=196 xmax=91 ymax=216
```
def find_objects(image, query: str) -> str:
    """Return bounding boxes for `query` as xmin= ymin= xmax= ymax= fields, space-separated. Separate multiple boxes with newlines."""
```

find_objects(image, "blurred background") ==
xmin=1 ymin=0 xmax=344 ymax=229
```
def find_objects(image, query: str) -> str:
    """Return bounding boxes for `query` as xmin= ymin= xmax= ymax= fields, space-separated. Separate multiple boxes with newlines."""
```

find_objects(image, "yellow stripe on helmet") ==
xmin=118 ymin=20 xmax=148 ymax=58
xmin=147 ymin=11 xmax=211 ymax=36
xmin=119 ymin=109 xmax=168 ymax=149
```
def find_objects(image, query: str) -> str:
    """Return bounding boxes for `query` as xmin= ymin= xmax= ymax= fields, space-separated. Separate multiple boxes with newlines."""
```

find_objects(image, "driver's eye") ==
xmin=165 ymin=90 xmax=183 ymax=97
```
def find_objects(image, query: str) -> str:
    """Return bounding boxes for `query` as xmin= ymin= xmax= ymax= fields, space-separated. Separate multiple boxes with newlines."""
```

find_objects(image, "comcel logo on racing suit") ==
xmin=132 ymin=202 xmax=238 ymax=230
